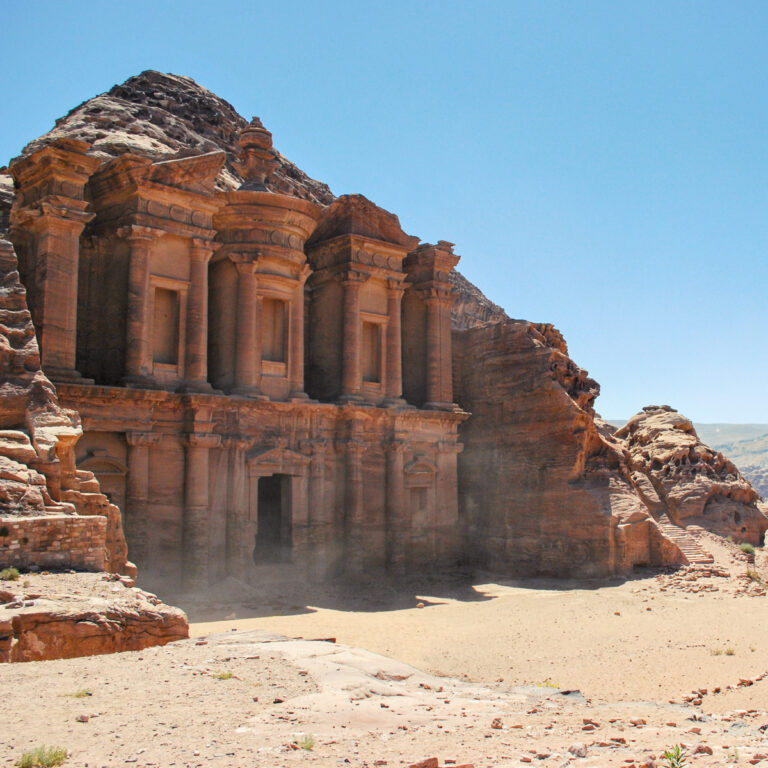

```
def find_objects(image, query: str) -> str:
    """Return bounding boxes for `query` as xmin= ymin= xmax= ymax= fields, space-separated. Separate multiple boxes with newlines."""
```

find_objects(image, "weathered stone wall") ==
xmin=0 ymin=515 xmax=107 ymax=571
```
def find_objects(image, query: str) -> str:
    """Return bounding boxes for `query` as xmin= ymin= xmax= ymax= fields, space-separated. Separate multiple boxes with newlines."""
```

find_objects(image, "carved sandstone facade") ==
xmin=8 ymin=121 xmax=465 ymax=590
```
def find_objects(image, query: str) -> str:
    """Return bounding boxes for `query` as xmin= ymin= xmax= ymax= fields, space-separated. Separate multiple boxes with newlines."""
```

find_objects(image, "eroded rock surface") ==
xmin=6 ymin=70 xmax=333 ymax=206
xmin=454 ymin=320 xmax=680 ymax=576
xmin=0 ymin=572 xmax=187 ymax=662
xmin=616 ymin=405 xmax=767 ymax=544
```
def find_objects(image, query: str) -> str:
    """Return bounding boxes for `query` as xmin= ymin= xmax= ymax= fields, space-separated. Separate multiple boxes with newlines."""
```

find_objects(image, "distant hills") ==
xmin=609 ymin=420 xmax=768 ymax=499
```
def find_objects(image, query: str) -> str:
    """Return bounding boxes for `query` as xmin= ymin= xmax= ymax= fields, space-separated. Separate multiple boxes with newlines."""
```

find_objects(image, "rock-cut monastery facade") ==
xmin=3 ymin=72 xmax=764 ymax=591
xmin=8 ymin=120 xmax=465 ymax=589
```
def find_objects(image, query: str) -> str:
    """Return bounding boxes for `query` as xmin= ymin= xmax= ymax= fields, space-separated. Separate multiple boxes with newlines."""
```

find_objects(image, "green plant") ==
xmin=661 ymin=744 xmax=688 ymax=768
xmin=66 ymin=689 xmax=92 ymax=698
xmin=15 ymin=745 xmax=67 ymax=767
xmin=212 ymin=671 xmax=234 ymax=680
xmin=294 ymin=734 xmax=315 ymax=751
xmin=710 ymin=648 xmax=723 ymax=656
xmin=740 ymin=542 xmax=756 ymax=556
xmin=0 ymin=567 xmax=20 ymax=581
xmin=747 ymin=569 xmax=763 ymax=583
xmin=725 ymin=647 xmax=735 ymax=656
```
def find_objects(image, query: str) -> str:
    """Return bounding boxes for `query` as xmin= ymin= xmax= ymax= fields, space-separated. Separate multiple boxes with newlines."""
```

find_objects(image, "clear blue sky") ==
xmin=3 ymin=1 xmax=767 ymax=422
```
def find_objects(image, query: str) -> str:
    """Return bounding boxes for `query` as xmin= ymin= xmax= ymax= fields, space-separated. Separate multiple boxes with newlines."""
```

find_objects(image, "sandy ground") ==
xmin=3 ymin=535 xmax=768 ymax=767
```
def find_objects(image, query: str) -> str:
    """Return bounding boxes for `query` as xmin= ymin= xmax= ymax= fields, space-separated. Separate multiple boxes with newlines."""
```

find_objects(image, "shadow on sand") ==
xmin=144 ymin=563 xmax=663 ymax=624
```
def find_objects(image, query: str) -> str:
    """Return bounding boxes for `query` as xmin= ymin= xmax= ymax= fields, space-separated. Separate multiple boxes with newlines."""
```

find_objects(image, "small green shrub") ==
xmin=661 ymin=744 xmax=687 ymax=768
xmin=710 ymin=648 xmax=723 ymax=656
xmin=725 ymin=647 xmax=736 ymax=656
xmin=67 ymin=689 xmax=92 ymax=698
xmin=740 ymin=542 xmax=756 ymax=555
xmin=294 ymin=734 xmax=315 ymax=751
xmin=16 ymin=745 xmax=67 ymax=767
xmin=747 ymin=569 xmax=763 ymax=584
xmin=212 ymin=671 xmax=234 ymax=680
xmin=0 ymin=567 xmax=20 ymax=581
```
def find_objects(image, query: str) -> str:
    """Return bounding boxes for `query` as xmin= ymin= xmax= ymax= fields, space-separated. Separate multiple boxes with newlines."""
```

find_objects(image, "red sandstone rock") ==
xmin=0 ymin=572 xmax=187 ymax=662
xmin=615 ymin=406 xmax=767 ymax=544
xmin=453 ymin=320 xmax=680 ymax=577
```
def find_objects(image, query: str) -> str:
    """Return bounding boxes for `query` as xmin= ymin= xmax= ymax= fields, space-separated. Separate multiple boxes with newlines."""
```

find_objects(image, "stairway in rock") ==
xmin=655 ymin=512 xmax=714 ymax=564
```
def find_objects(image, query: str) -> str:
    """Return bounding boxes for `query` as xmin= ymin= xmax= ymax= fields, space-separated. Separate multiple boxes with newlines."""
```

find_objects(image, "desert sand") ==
xmin=3 ymin=535 xmax=768 ymax=767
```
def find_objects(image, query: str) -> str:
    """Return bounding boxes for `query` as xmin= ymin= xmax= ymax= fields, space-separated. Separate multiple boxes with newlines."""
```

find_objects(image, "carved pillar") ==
xmin=340 ymin=273 xmax=365 ymax=400
xmin=120 ymin=226 xmax=159 ymax=386
xmin=181 ymin=239 xmax=216 ymax=392
xmin=289 ymin=265 xmax=311 ymax=399
xmin=224 ymin=436 xmax=250 ymax=580
xmin=307 ymin=439 xmax=327 ymax=575
xmin=423 ymin=289 xmax=455 ymax=408
xmin=125 ymin=431 xmax=157 ymax=569
xmin=344 ymin=438 xmax=365 ymax=572
xmin=386 ymin=439 xmax=408 ymax=573
xmin=9 ymin=140 xmax=100 ymax=383
xmin=182 ymin=432 xmax=221 ymax=590
xmin=385 ymin=281 xmax=405 ymax=404
xmin=232 ymin=258 xmax=262 ymax=395
xmin=26 ymin=214 xmax=93 ymax=381
xmin=435 ymin=438 xmax=464 ymax=564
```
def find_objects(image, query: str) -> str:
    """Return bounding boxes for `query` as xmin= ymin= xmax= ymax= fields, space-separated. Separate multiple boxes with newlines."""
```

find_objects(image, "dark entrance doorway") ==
xmin=253 ymin=474 xmax=292 ymax=563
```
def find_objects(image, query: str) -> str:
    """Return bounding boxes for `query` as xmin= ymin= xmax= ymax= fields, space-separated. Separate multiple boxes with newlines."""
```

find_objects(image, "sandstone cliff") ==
xmin=454 ymin=320 xmax=683 ymax=577
xmin=615 ymin=406 xmax=767 ymax=544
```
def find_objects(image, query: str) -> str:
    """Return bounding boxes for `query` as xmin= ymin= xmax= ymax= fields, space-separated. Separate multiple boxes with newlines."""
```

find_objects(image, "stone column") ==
xmin=9 ymin=140 xmax=100 ymax=383
xmin=224 ymin=436 xmax=249 ymax=580
xmin=180 ymin=239 xmax=216 ymax=392
xmin=340 ymin=273 xmax=365 ymax=401
xmin=344 ymin=438 xmax=365 ymax=572
xmin=182 ymin=432 xmax=221 ymax=590
xmin=24 ymin=213 xmax=93 ymax=382
xmin=385 ymin=280 xmax=405 ymax=404
xmin=386 ymin=439 xmax=408 ymax=573
xmin=423 ymin=288 xmax=455 ymax=409
xmin=120 ymin=226 xmax=159 ymax=387
xmin=125 ymin=431 xmax=157 ymax=569
xmin=289 ymin=266 xmax=311 ymax=399
xmin=232 ymin=258 xmax=261 ymax=396
xmin=307 ymin=440 xmax=327 ymax=575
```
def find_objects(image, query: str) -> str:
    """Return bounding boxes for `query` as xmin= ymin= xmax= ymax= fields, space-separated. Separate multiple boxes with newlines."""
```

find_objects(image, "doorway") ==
xmin=253 ymin=474 xmax=292 ymax=563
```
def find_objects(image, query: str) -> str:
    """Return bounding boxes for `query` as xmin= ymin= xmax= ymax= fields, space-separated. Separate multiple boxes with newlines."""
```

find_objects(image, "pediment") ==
xmin=246 ymin=445 xmax=310 ymax=474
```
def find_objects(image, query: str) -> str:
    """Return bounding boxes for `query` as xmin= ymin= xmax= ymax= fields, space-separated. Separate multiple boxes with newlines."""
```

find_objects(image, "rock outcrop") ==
xmin=616 ymin=406 xmax=767 ymax=544
xmin=454 ymin=320 xmax=683 ymax=576
xmin=4 ymin=70 xmax=333 ymax=206
xmin=0 ymin=572 xmax=187 ymax=662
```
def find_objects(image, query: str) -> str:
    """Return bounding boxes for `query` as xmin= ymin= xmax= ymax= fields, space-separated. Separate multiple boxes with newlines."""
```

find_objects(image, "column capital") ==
xmin=418 ymin=284 xmax=454 ymax=304
xmin=342 ymin=269 xmax=369 ymax=288
xmin=229 ymin=251 xmax=259 ymax=275
xmin=125 ymin=431 xmax=161 ymax=448
xmin=438 ymin=439 xmax=464 ymax=455
xmin=191 ymin=238 xmax=220 ymax=262
xmin=221 ymin=435 xmax=254 ymax=451
xmin=386 ymin=277 xmax=406 ymax=298
xmin=117 ymin=224 xmax=164 ymax=244
xmin=386 ymin=439 xmax=409 ymax=455
xmin=183 ymin=432 xmax=222 ymax=450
